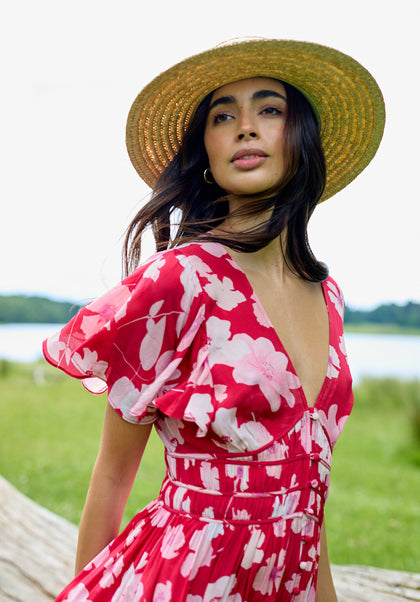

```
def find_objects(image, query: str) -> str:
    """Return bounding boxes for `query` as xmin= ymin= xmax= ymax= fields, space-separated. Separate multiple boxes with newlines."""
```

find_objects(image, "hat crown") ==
xmin=126 ymin=38 xmax=385 ymax=202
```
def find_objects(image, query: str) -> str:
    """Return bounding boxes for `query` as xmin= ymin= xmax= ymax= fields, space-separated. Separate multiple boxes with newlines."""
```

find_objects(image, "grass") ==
xmin=326 ymin=378 xmax=420 ymax=572
xmin=1 ymin=361 xmax=420 ymax=572
xmin=0 ymin=361 xmax=165 ymax=527
xmin=344 ymin=323 xmax=420 ymax=335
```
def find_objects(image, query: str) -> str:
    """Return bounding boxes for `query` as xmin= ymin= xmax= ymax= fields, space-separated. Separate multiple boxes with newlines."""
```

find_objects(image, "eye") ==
xmin=213 ymin=112 xmax=234 ymax=125
xmin=261 ymin=106 xmax=284 ymax=116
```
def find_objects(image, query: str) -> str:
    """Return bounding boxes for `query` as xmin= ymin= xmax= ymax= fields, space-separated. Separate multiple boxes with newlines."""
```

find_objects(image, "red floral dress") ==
xmin=43 ymin=241 xmax=353 ymax=602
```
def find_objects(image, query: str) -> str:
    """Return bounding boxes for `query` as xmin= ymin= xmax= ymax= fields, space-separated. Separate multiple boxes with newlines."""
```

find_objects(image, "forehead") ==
xmin=210 ymin=77 xmax=287 ymax=101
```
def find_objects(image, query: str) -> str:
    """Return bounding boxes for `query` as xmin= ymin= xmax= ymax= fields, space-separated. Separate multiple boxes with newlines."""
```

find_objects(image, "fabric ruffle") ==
xmin=43 ymin=250 xmax=205 ymax=424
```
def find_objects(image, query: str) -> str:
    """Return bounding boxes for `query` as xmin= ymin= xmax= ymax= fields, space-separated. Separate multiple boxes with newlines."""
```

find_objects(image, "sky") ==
xmin=1 ymin=0 xmax=419 ymax=309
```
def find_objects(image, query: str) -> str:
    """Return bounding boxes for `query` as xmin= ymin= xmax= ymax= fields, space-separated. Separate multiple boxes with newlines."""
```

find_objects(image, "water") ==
xmin=0 ymin=323 xmax=63 ymax=363
xmin=0 ymin=324 xmax=419 ymax=383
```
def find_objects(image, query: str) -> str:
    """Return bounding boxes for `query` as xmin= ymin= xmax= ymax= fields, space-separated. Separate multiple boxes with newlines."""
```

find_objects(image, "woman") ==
xmin=44 ymin=39 xmax=385 ymax=601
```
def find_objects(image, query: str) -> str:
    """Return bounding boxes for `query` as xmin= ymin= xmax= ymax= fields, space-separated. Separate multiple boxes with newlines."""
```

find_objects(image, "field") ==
xmin=1 ymin=360 xmax=419 ymax=572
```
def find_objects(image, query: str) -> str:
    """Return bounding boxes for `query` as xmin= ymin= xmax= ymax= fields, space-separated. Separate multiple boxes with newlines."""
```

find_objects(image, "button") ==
xmin=305 ymin=507 xmax=315 ymax=515
xmin=293 ymin=587 xmax=301 ymax=595
xmin=300 ymin=561 xmax=309 ymax=570
xmin=302 ymin=534 xmax=312 ymax=543
xmin=310 ymin=453 xmax=320 ymax=461
xmin=310 ymin=411 xmax=319 ymax=420
xmin=310 ymin=479 xmax=319 ymax=489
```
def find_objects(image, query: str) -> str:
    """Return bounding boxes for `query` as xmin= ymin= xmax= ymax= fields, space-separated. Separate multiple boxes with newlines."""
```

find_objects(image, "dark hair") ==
xmin=123 ymin=81 xmax=328 ymax=282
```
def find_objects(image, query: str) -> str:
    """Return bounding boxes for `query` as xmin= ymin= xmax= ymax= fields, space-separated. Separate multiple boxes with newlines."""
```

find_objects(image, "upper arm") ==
xmin=95 ymin=403 xmax=153 ymax=487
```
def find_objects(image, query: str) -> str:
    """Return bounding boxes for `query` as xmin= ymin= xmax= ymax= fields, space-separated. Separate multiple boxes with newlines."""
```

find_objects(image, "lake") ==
xmin=0 ymin=323 xmax=419 ymax=384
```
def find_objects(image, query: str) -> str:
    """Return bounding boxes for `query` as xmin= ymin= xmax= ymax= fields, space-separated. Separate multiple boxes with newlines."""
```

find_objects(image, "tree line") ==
xmin=0 ymin=295 xmax=83 ymax=324
xmin=0 ymin=294 xmax=419 ymax=328
xmin=344 ymin=301 xmax=420 ymax=329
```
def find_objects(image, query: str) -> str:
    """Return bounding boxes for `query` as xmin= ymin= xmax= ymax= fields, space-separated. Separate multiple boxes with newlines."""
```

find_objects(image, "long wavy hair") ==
xmin=123 ymin=81 xmax=328 ymax=282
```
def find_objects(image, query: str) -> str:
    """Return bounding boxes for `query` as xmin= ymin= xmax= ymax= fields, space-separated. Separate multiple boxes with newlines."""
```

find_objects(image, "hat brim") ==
xmin=126 ymin=39 xmax=385 ymax=202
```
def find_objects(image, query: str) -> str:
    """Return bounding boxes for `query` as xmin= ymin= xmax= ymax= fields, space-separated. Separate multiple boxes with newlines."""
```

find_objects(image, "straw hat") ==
xmin=126 ymin=38 xmax=385 ymax=202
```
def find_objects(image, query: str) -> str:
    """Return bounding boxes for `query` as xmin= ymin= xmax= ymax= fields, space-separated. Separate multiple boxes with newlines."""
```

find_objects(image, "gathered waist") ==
xmin=159 ymin=450 xmax=330 ymax=524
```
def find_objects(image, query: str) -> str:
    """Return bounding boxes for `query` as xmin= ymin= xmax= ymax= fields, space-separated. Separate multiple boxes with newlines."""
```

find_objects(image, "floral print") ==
xmin=43 ymin=241 xmax=354 ymax=601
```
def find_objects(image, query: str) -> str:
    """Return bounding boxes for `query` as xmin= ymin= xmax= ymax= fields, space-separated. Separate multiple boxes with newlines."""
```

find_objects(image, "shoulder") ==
xmin=132 ymin=240 xmax=227 ymax=285
xmin=323 ymin=275 xmax=346 ymax=321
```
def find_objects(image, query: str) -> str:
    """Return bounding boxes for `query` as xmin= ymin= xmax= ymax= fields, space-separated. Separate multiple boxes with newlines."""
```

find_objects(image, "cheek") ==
xmin=204 ymin=131 xmax=218 ymax=167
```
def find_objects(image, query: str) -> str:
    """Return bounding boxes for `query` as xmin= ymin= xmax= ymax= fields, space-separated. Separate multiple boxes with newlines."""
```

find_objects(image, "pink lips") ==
xmin=231 ymin=148 xmax=268 ymax=170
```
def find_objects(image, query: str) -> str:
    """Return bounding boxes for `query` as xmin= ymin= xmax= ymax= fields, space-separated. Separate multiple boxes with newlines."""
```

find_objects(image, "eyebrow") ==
xmin=209 ymin=89 xmax=287 ymax=111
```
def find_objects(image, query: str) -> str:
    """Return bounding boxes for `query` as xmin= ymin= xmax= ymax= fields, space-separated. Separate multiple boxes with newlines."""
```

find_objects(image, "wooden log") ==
xmin=0 ymin=475 xmax=77 ymax=601
xmin=332 ymin=564 xmax=420 ymax=601
xmin=1 ymin=475 xmax=420 ymax=601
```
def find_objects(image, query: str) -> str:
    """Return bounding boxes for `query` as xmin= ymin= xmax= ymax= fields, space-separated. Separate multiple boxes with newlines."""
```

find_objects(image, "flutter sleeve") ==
xmin=43 ymin=251 xmax=203 ymax=424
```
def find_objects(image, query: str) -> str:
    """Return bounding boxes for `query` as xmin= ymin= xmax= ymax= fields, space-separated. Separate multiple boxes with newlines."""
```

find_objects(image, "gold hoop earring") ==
xmin=204 ymin=168 xmax=215 ymax=185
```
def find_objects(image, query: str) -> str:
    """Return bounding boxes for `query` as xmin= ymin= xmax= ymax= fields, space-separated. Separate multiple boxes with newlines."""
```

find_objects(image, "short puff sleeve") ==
xmin=43 ymin=251 xmax=203 ymax=424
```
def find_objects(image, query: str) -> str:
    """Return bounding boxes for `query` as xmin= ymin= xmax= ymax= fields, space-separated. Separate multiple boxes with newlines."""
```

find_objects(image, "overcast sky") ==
xmin=1 ymin=0 xmax=419 ymax=309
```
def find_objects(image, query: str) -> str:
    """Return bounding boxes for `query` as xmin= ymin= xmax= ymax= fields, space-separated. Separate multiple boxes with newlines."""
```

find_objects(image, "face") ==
xmin=204 ymin=77 xmax=288 ymax=196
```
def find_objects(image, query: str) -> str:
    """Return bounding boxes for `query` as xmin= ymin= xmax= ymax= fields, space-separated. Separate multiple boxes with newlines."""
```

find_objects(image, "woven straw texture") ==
xmin=126 ymin=39 xmax=385 ymax=202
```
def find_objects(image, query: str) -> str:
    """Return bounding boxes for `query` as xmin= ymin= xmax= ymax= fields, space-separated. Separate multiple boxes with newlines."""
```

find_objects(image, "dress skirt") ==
xmin=55 ymin=412 xmax=330 ymax=602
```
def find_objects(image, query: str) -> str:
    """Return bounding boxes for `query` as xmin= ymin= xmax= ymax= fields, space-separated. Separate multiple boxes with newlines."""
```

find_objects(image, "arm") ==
xmin=75 ymin=403 xmax=153 ymax=574
xmin=315 ymin=520 xmax=338 ymax=602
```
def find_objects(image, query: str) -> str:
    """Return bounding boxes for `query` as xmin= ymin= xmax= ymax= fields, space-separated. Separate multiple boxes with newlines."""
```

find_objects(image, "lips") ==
xmin=231 ymin=148 xmax=268 ymax=162
xmin=231 ymin=148 xmax=268 ymax=170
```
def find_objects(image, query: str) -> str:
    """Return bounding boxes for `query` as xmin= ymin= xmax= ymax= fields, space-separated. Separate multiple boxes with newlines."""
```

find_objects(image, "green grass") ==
xmin=0 ymin=361 xmax=165 ymax=527
xmin=326 ymin=378 xmax=420 ymax=572
xmin=344 ymin=323 xmax=420 ymax=335
xmin=1 ymin=361 xmax=420 ymax=572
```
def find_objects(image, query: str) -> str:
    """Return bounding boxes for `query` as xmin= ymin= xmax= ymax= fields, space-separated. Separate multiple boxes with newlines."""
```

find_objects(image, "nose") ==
xmin=236 ymin=110 xmax=259 ymax=141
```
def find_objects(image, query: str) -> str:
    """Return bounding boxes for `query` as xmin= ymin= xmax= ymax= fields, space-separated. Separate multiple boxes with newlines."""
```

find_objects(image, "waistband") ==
xmin=159 ymin=451 xmax=330 ymax=525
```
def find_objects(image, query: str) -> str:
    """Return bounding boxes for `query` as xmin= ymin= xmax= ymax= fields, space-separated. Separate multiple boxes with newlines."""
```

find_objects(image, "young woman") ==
xmin=44 ymin=39 xmax=385 ymax=601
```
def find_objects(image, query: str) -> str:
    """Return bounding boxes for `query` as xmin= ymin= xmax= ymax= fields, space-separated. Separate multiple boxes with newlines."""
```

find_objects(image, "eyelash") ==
xmin=212 ymin=106 xmax=284 ymax=124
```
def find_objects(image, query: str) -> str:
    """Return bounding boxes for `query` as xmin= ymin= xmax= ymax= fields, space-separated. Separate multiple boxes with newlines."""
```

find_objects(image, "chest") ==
xmin=242 ymin=273 xmax=330 ymax=407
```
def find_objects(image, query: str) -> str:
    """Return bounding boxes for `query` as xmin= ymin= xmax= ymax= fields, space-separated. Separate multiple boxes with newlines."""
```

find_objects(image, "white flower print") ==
xmin=228 ymin=335 xmax=300 ymax=411
xmin=125 ymin=520 xmax=146 ymax=546
xmin=203 ymin=273 xmax=247 ymax=311
xmin=211 ymin=407 xmax=273 ymax=453
xmin=180 ymin=527 xmax=215 ymax=580
xmin=327 ymin=280 xmax=345 ymax=320
xmin=150 ymin=505 xmax=171 ymax=528
xmin=202 ymin=241 xmax=228 ymax=258
xmin=225 ymin=463 xmax=250 ymax=492
xmin=108 ymin=377 xmax=144 ymax=422
xmin=153 ymin=581 xmax=172 ymax=602
xmin=241 ymin=528 xmax=265 ymax=569
xmin=186 ymin=574 xmax=238 ymax=602
xmin=160 ymin=524 xmax=186 ymax=559
xmin=271 ymin=490 xmax=300 ymax=518
xmin=143 ymin=255 xmax=166 ymax=282
xmin=72 ymin=348 xmax=108 ymax=381
xmin=326 ymin=345 xmax=340 ymax=379
xmin=206 ymin=317 xmax=245 ymax=366
xmin=111 ymin=562 xmax=144 ymax=601
xmin=84 ymin=544 xmax=111 ymax=571
xmin=99 ymin=554 xmax=125 ymax=588
xmin=253 ymin=550 xmax=286 ymax=595
xmin=200 ymin=461 xmax=220 ymax=491
xmin=44 ymin=332 xmax=66 ymax=363
xmin=285 ymin=572 xmax=302 ymax=595
xmin=139 ymin=300 xmax=167 ymax=371
xmin=339 ymin=334 xmax=348 ymax=357
xmin=318 ymin=404 xmax=350 ymax=447
xmin=81 ymin=284 xmax=131 ymax=334
xmin=251 ymin=296 xmax=272 ymax=329
xmin=184 ymin=393 xmax=214 ymax=437
xmin=63 ymin=583 xmax=91 ymax=602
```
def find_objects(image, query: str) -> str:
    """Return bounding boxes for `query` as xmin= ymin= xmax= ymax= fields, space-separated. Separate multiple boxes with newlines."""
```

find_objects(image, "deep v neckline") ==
xmin=215 ymin=242 xmax=332 ymax=409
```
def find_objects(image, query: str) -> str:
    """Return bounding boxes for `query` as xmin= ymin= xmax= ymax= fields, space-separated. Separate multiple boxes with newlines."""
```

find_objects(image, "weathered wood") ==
xmin=332 ymin=564 xmax=420 ymax=601
xmin=1 ymin=475 xmax=420 ymax=601
xmin=0 ymin=476 xmax=77 ymax=601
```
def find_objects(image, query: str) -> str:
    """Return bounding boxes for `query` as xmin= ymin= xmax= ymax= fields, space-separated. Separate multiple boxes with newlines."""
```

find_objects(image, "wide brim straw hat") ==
xmin=126 ymin=38 xmax=385 ymax=202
